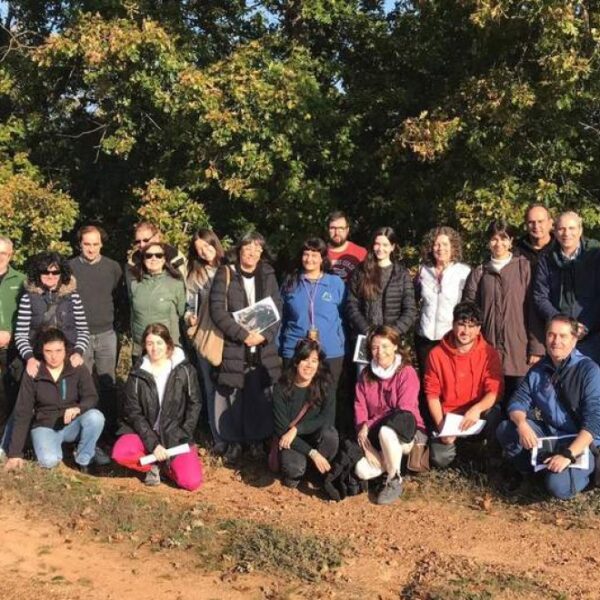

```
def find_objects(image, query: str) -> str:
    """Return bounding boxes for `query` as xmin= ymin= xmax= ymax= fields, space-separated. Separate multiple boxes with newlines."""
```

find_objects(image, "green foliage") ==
xmin=1 ymin=0 xmax=600 ymax=264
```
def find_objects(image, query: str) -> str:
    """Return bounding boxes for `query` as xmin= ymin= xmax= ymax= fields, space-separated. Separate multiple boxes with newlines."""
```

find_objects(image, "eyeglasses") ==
xmin=41 ymin=270 xmax=61 ymax=276
xmin=144 ymin=252 xmax=165 ymax=259
xmin=134 ymin=237 xmax=152 ymax=246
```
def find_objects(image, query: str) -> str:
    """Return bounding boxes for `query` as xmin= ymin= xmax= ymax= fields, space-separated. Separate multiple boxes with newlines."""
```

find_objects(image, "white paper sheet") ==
xmin=139 ymin=443 xmax=191 ymax=466
xmin=530 ymin=436 xmax=590 ymax=472
xmin=435 ymin=412 xmax=486 ymax=437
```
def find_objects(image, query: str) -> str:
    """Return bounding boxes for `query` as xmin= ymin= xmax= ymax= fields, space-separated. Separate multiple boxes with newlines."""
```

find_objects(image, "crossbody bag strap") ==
xmin=289 ymin=401 xmax=314 ymax=429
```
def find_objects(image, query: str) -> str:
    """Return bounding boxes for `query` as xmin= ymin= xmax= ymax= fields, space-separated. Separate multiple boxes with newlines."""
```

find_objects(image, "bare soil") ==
xmin=2 ymin=455 xmax=600 ymax=599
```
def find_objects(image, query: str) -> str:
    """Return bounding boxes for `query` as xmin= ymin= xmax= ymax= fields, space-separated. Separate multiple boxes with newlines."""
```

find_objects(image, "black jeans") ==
xmin=280 ymin=426 xmax=339 ymax=484
xmin=0 ymin=348 xmax=19 ymax=439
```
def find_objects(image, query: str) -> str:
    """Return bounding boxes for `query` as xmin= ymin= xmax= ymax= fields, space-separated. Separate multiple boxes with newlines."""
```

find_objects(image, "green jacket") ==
xmin=129 ymin=271 xmax=186 ymax=354
xmin=0 ymin=265 xmax=26 ymax=334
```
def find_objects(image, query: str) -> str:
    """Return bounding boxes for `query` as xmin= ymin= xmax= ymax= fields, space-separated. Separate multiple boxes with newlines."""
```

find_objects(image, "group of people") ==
xmin=0 ymin=205 xmax=599 ymax=504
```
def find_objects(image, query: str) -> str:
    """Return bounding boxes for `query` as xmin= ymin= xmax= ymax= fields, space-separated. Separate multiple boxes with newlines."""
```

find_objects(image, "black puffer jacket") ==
xmin=210 ymin=262 xmax=282 ymax=389
xmin=117 ymin=347 xmax=201 ymax=452
xmin=346 ymin=262 xmax=417 ymax=336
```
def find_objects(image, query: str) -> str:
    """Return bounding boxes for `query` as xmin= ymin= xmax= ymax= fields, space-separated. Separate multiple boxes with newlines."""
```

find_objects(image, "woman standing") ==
xmin=112 ymin=323 xmax=203 ymax=490
xmin=185 ymin=229 xmax=225 ymax=452
xmin=414 ymin=226 xmax=471 ymax=376
xmin=273 ymin=338 xmax=338 ymax=490
xmin=354 ymin=326 xmax=426 ymax=505
xmin=347 ymin=227 xmax=416 ymax=345
xmin=462 ymin=219 xmax=543 ymax=400
xmin=128 ymin=242 xmax=186 ymax=361
xmin=280 ymin=238 xmax=346 ymax=389
xmin=15 ymin=252 xmax=90 ymax=378
xmin=210 ymin=232 xmax=282 ymax=463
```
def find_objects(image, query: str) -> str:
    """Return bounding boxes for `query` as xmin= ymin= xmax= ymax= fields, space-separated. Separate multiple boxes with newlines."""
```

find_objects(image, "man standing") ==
xmin=515 ymin=204 xmax=554 ymax=269
xmin=496 ymin=315 xmax=600 ymax=499
xmin=326 ymin=211 xmax=367 ymax=283
xmin=424 ymin=302 xmax=503 ymax=468
xmin=69 ymin=226 xmax=122 ymax=440
xmin=0 ymin=236 xmax=25 ymax=443
xmin=533 ymin=211 xmax=600 ymax=361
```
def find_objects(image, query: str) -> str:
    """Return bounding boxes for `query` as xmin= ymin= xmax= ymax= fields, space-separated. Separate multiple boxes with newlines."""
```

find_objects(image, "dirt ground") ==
xmin=2 ymin=457 xmax=600 ymax=599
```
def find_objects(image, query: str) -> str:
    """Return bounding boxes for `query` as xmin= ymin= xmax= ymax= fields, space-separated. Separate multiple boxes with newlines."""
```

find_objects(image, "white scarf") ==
xmin=370 ymin=354 xmax=402 ymax=380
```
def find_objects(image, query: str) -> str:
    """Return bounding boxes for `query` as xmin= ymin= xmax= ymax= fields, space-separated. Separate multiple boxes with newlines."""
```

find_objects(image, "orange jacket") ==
xmin=424 ymin=332 xmax=503 ymax=415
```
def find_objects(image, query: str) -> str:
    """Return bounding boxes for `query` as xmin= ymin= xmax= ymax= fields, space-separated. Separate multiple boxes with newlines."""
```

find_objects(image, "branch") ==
xmin=57 ymin=122 xmax=108 ymax=140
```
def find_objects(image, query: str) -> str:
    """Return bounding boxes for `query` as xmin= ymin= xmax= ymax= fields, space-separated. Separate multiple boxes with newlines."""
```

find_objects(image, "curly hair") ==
xmin=419 ymin=226 xmax=463 ymax=265
xmin=27 ymin=252 xmax=72 ymax=289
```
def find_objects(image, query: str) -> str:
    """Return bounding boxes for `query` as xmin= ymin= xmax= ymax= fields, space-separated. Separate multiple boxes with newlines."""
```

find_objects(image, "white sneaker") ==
xmin=0 ymin=447 xmax=6 ymax=464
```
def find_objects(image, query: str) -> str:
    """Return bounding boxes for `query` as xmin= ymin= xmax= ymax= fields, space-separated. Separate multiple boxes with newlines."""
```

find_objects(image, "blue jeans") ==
xmin=195 ymin=352 xmax=222 ymax=445
xmin=496 ymin=418 xmax=595 ymax=500
xmin=84 ymin=330 xmax=118 ymax=435
xmin=30 ymin=409 xmax=105 ymax=468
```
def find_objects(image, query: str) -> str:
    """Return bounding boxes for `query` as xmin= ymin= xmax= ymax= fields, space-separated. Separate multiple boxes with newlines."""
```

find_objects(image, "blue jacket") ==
xmin=279 ymin=273 xmax=346 ymax=359
xmin=533 ymin=239 xmax=600 ymax=333
xmin=508 ymin=349 xmax=600 ymax=444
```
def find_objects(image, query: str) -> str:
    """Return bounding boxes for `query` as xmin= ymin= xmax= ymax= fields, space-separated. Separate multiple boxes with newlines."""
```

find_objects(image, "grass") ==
xmin=400 ymin=551 xmax=567 ymax=600
xmin=0 ymin=464 xmax=345 ymax=582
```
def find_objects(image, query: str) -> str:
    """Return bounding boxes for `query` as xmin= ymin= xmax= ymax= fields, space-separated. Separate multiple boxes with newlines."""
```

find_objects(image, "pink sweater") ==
xmin=354 ymin=365 xmax=425 ymax=432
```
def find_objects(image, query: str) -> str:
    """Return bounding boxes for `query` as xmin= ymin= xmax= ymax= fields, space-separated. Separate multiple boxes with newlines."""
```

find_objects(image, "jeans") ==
xmin=30 ymin=409 xmax=105 ymax=468
xmin=84 ymin=330 xmax=118 ymax=435
xmin=496 ymin=418 xmax=596 ymax=500
xmin=195 ymin=352 xmax=222 ymax=445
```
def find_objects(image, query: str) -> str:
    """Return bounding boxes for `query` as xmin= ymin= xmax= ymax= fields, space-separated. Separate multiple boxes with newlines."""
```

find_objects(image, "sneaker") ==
xmin=144 ymin=465 xmax=161 ymax=486
xmin=77 ymin=462 xmax=96 ymax=475
xmin=376 ymin=475 xmax=403 ymax=505
xmin=223 ymin=443 xmax=242 ymax=465
xmin=94 ymin=446 xmax=112 ymax=466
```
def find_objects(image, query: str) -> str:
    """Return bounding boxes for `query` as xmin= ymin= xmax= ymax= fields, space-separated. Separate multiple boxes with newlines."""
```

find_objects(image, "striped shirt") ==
xmin=14 ymin=290 xmax=90 ymax=360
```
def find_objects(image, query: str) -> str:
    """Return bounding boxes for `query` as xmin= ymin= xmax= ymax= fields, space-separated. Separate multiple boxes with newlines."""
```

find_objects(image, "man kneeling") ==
xmin=497 ymin=315 xmax=600 ymax=499
xmin=5 ymin=328 xmax=104 ymax=473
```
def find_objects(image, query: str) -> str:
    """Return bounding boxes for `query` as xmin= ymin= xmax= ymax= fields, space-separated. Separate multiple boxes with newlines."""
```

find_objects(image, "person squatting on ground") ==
xmin=5 ymin=327 xmax=104 ymax=473
xmin=112 ymin=323 xmax=203 ymax=491
xmin=496 ymin=315 xmax=600 ymax=500
xmin=424 ymin=301 xmax=503 ymax=469
xmin=354 ymin=326 xmax=427 ymax=505
xmin=272 ymin=338 xmax=338 ymax=490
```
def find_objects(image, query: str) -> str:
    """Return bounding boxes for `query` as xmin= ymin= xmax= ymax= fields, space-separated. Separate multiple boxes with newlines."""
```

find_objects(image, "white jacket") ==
xmin=417 ymin=262 xmax=471 ymax=340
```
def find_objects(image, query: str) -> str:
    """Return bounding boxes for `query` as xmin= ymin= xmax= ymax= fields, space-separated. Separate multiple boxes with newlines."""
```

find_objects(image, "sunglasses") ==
xmin=144 ymin=252 xmax=165 ymax=259
xmin=41 ymin=270 xmax=61 ymax=276
xmin=134 ymin=237 xmax=152 ymax=245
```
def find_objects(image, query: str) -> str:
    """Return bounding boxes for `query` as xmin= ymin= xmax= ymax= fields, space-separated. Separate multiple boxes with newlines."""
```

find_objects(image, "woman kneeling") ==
xmin=5 ymin=327 xmax=104 ymax=473
xmin=354 ymin=325 xmax=427 ymax=505
xmin=112 ymin=323 xmax=203 ymax=491
xmin=273 ymin=339 xmax=339 ymax=489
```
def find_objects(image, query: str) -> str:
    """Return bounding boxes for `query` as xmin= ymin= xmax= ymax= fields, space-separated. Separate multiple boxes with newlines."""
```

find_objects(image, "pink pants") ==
xmin=112 ymin=433 xmax=203 ymax=491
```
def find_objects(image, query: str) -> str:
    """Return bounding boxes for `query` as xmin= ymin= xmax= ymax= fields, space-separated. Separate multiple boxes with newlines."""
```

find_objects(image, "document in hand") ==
xmin=353 ymin=334 xmax=368 ymax=364
xmin=435 ymin=412 xmax=486 ymax=437
xmin=232 ymin=296 xmax=280 ymax=334
xmin=530 ymin=436 xmax=590 ymax=472
xmin=140 ymin=443 xmax=191 ymax=466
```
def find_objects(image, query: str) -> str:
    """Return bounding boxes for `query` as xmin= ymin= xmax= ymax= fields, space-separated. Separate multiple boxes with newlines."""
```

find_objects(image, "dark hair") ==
xmin=327 ymin=210 xmax=349 ymax=226
xmin=485 ymin=219 xmax=516 ymax=241
xmin=27 ymin=252 xmax=72 ymax=289
xmin=420 ymin=226 xmax=463 ymax=265
xmin=129 ymin=242 xmax=182 ymax=282
xmin=453 ymin=301 xmax=483 ymax=326
xmin=34 ymin=327 xmax=68 ymax=360
xmin=362 ymin=325 xmax=411 ymax=383
xmin=546 ymin=314 xmax=579 ymax=337
xmin=234 ymin=231 xmax=273 ymax=264
xmin=358 ymin=227 xmax=400 ymax=300
xmin=283 ymin=238 xmax=331 ymax=291
xmin=187 ymin=229 xmax=224 ymax=286
xmin=279 ymin=338 xmax=332 ymax=406
xmin=141 ymin=322 xmax=175 ymax=355
xmin=77 ymin=224 xmax=107 ymax=244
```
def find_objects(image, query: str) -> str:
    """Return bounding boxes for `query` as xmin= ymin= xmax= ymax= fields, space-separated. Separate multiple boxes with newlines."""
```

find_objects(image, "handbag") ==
xmin=268 ymin=401 xmax=314 ymax=473
xmin=407 ymin=441 xmax=430 ymax=473
xmin=187 ymin=266 xmax=230 ymax=367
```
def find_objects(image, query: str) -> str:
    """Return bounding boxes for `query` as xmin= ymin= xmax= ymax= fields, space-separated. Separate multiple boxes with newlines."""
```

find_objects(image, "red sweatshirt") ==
xmin=424 ymin=332 xmax=503 ymax=415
